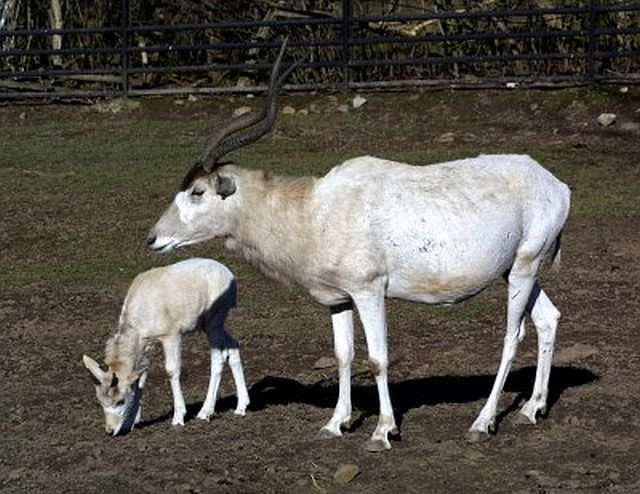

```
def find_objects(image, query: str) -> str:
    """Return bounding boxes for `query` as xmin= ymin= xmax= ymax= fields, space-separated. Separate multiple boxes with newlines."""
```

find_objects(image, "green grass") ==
xmin=1 ymin=90 xmax=638 ymax=299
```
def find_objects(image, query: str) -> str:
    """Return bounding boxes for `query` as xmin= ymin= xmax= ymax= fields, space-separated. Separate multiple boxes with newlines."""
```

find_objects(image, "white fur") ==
xmin=83 ymin=258 xmax=250 ymax=435
xmin=149 ymin=153 xmax=570 ymax=450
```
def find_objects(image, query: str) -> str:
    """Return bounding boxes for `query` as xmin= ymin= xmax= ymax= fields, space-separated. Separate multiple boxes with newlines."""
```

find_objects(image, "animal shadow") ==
xmin=137 ymin=366 xmax=597 ymax=433
xmin=247 ymin=365 xmax=597 ymax=433
xmin=136 ymin=395 xmax=243 ymax=429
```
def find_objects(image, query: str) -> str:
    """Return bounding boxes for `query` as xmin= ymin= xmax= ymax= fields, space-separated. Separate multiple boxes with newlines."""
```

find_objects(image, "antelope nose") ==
xmin=146 ymin=235 xmax=156 ymax=247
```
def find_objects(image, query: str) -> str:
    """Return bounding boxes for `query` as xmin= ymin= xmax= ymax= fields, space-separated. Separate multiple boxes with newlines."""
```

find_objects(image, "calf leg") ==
xmin=467 ymin=258 xmax=539 ymax=442
xmin=199 ymin=329 xmax=250 ymax=419
xmin=225 ymin=333 xmax=250 ymax=416
xmin=515 ymin=283 xmax=559 ymax=424
xmin=199 ymin=283 xmax=249 ymax=419
xmin=197 ymin=346 xmax=225 ymax=421
xmin=352 ymin=292 xmax=397 ymax=452
xmin=161 ymin=337 xmax=186 ymax=426
xmin=318 ymin=302 xmax=355 ymax=439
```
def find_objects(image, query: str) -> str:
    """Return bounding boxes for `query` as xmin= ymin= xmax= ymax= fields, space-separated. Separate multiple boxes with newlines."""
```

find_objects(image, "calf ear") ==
xmin=82 ymin=355 xmax=105 ymax=385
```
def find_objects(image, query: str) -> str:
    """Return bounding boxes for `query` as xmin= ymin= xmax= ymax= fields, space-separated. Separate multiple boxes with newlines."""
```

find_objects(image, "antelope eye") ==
xmin=191 ymin=188 xmax=205 ymax=197
xmin=116 ymin=399 xmax=125 ymax=407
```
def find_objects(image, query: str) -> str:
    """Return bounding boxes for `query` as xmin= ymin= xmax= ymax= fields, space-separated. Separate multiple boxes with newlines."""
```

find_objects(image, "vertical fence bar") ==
xmin=121 ymin=0 xmax=130 ymax=96
xmin=341 ymin=0 xmax=352 ymax=89
xmin=587 ymin=0 xmax=598 ymax=84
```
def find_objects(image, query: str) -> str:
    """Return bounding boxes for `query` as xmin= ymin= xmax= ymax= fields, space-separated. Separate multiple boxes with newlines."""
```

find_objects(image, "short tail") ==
xmin=550 ymin=230 xmax=563 ymax=272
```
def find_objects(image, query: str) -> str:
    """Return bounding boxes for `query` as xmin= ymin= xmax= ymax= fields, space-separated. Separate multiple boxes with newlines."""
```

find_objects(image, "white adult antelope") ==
xmin=147 ymin=41 xmax=571 ymax=451
xmin=83 ymin=258 xmax=250 ymax=436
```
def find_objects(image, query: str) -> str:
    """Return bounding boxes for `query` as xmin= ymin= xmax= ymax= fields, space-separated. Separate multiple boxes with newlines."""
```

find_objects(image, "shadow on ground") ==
xmin=138 ymin=365 xmax=597 ymax=433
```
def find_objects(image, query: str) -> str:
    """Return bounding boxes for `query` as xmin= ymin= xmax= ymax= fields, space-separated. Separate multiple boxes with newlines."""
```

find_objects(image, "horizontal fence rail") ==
xmin=0 ymin=0 xmax=639 ymax=99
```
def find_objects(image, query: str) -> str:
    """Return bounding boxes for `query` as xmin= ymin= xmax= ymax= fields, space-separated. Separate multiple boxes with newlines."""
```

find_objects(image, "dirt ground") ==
xmin=1 ymin=86 xmax=640 ymax=493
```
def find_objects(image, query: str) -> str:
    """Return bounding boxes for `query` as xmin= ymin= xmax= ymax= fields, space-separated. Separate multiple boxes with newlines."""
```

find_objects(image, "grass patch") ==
xmin=1 ymin=90 xmax=638 ymax=302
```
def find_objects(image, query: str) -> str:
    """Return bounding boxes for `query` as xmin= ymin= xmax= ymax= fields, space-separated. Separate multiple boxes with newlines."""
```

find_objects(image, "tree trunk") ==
xmin=49 ymin=0 xmax=63 ymax=67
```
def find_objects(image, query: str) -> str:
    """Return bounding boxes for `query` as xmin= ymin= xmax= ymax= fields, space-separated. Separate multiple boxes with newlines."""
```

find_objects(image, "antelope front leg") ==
xmin=161 ymin=337 xmax=186 ymax=426
xmin=318 ymin=303 xmax=355 ymax=440
xmin=353 ymin=292 xmax=398 ymax=452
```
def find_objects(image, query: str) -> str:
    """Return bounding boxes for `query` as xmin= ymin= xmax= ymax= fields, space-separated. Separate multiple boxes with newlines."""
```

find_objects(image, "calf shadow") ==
xmin=138 ymin=365 xmax=597 ymax=433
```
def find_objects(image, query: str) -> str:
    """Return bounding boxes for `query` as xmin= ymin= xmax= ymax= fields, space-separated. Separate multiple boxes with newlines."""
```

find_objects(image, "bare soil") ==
xmin=1 ymin=87 xmax=640 ymax=493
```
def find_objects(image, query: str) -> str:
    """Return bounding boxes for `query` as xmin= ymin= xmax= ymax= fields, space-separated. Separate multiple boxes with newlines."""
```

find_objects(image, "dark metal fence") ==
xmin=1 ymin=0 xmax=639 ymax=99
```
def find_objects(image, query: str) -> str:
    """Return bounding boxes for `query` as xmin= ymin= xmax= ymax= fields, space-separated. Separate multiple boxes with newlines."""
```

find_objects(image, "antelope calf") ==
xmin=147 ymin=40 xmax=571 ymax=450
xmin=83 ymin=258 xmax=250 ymax=436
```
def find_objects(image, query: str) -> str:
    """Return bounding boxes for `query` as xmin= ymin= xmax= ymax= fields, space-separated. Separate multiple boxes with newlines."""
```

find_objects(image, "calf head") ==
xmin=82 ymin=355 xmax=141 ymax=436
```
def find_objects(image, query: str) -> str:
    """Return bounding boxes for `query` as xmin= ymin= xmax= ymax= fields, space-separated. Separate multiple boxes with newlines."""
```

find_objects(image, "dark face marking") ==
xmin=181 ymin=163 xmax=209 ymax=191
xmin=180 ymin=160 xmax=234 ymax=191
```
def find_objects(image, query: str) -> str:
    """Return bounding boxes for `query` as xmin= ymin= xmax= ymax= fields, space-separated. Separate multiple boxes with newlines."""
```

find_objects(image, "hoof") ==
xmin=364 ymin=438 xmax=391 ymax=452
xmin=316 ymin=428 xmax=341 ymax=441
xmin=466 ymin=429 xmax=491 ymax=444
xmin=196 ymin=412 xmax=212 ymax=421
xmin=233 ymin=409 xmax=247 ymax=417
xmin=171 ymin=416 xmax=186 ymax=426
xmin=512 ymin=413 xmax=536 ymax=426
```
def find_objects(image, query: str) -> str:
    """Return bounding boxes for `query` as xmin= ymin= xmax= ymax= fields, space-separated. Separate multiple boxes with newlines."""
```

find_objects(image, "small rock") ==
xmin=313 ymin=356 xmax=336 ymax=369
xmin=352 ymin=95 xmax=367 ymax=108
xmin=19 ymin=111 xmax=27 ymax=120
xmin=565 ymin=415 xmax=582 ymax=426
xmin=297 ymin=108 xmax=309 ymax=116
xmin=93 ymin=97 xmax=140 ymax=114
xmin=281 ymin=105 xmax=296 ymax=115
xmin=173 ymin=99 xmax=185 ymax=106
xmin=619 ymin=86 xmax=629 ymax=93
xmin=334 ymin=464 xmax=360 ymax=484
xmin=187 ymin=94 xmax=198 ymax=102
xmin=233 ymin=106 xmax=252 ymax=117
xmin=596 ymin=113 xmax=617 ymax=127
xmin=529 ymin=102 xmax=539 ymax=112
xmin=436 ymin=132 xmax=455 ymax=144
xmin=336 ymin=104 xmax=350 ymax=113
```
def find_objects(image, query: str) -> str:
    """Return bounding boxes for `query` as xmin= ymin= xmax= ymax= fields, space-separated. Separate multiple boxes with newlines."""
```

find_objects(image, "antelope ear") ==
xmin=214 ymin=174 xmax=236 ymax=199
xmin=82 ymin=355 xmax=105 ymax=385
